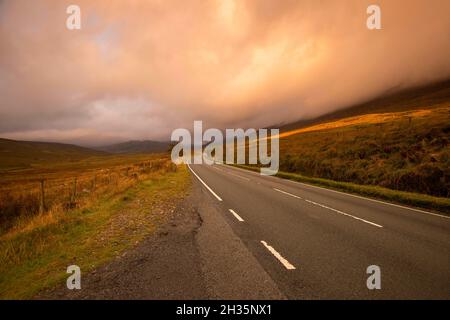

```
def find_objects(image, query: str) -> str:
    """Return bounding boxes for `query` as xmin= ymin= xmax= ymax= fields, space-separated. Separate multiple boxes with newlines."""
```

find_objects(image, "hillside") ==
xmin=97 ymin=140 xmax=169 ymax=154
xmin=277 ymin=80 xmax=450 ymax=198
xmin=281 ymin=79 xmax=450 ymax=133
xmin=0 ymin=139 xmax=106 ymax=170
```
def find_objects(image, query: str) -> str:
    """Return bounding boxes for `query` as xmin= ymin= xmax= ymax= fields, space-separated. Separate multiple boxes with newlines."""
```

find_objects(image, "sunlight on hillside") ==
xmin=278 ymin=108 xmax=443 ymax=139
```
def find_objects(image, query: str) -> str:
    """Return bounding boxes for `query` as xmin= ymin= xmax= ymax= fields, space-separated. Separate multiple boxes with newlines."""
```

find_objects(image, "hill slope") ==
xmin=97 ymin=140 xmax=169 ymax=154
xmin=0 ymin=139 xmax=106 ymax=170
xmin=277 ymin=80 xmax=450 ymax=198
xmin=281 ymin=79 xmax=450 ymax=133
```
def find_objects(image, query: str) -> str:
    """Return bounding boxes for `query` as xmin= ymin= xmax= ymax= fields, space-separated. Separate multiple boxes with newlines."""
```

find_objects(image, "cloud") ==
xmin=0 ymin=0 xmax=449 ymax=145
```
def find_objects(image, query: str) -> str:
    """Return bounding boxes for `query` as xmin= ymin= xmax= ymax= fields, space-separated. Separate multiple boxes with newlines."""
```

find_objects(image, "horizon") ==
xmin=2 ymin=77 xmax=449 ymax=148
xmin=1 ymin=0 xmax=450 ymax=145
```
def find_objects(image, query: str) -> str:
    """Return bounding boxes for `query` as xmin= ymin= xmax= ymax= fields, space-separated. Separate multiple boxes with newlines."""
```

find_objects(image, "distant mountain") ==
xmin=0 ymin=138 xmax=106 ymax=170
xmin=96 ymin=140 xmax=170 ymax=154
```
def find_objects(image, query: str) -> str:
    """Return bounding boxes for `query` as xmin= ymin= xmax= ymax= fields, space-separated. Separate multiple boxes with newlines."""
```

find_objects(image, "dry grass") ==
xmin=279 ymin=106 xmax=450 ymax=198
xmin=0 ymin=154 xmax=190 ymax=299
xmin=278 ymin=108 xmax=437 ymax=139
xmin=0 ymin=154 xmax=173 ymax=234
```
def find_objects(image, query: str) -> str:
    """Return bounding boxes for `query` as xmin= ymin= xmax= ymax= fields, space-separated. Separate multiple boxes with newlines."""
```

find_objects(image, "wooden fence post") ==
xmin=39 ymin=179 xmax=45 ymax=214
xmin=72 ymin=178 xmax=77 ymax=203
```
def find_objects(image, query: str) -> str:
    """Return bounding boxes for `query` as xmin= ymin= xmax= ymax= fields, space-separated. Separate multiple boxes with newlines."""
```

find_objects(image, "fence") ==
xmin=0 ymin=159 xmax=178 ymax=233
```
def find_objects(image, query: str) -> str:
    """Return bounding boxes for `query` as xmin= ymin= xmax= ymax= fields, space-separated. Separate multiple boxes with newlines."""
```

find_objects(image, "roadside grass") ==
xmin=277 ymin=106 xmax=450 ymax=198
xmin=0 ymin=165 xmax=191 ymax=299
xmin=0 ymin=154 xmax=171 ymax=234
xmin=233 ymin=164 xmax=450 ymax=214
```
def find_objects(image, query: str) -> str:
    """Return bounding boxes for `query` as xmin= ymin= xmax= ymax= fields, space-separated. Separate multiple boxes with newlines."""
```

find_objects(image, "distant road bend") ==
xmin=187 ymin=164 xmax=450 ymax=299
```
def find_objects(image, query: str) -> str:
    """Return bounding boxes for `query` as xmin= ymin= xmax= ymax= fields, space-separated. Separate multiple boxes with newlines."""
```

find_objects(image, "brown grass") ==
xmin=0 ymin=154 xmax=175 ymax=235
xmin=0 ymin=154 xmax=189 ymax=299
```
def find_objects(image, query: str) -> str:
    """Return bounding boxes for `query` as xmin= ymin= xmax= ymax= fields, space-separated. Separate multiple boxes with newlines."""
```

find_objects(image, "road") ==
xmin=188 ymin=163 xmax=450 ymax=299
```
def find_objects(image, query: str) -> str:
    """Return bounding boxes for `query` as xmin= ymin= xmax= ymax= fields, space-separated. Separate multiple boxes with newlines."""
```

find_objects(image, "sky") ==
xmin=0 ymin=0 xmax=449 ymax=146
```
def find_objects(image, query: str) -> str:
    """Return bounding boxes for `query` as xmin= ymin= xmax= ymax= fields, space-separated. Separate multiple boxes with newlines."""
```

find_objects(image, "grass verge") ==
xmin=233 ymin=164 xmax=450 ymax=214
xmin=0 ymin=165 xmax=191 ymax=299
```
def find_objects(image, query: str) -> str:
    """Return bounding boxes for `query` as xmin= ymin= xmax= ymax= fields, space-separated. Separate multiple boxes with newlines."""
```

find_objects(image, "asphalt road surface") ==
xmin=188 ymin=164 xmax=450 ymax=299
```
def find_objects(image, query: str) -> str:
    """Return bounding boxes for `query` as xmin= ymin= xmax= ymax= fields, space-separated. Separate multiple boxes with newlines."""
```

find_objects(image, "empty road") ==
xmin=188 ymin=164 xmax=450 ymax=299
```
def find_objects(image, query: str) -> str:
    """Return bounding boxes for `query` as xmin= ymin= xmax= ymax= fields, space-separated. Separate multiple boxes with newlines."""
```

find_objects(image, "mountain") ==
xmin=280 ymin=79 xmax=450 ymax=133
xmin=0 ymin=138 xmax=106 ymax=170
xmin=275 ymin=79 xmax=450 ymax=198
xmin=96 ymin=140 xmax=169 ymax=154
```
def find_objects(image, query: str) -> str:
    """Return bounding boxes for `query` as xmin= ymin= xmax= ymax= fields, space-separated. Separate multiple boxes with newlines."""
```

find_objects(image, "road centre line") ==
xmin=273 ymin=188 xmax=383 ymax=228
xmin=223 ymin=164 xmax=448 ymax=220
xmin=229 ymin=209 xmax=245 ymax=222
xmin=227 ymin=171 xmax=251 ymax=181
xmin=261 ymin=241 xmax=296 ymax=270
xmin=274 ymin=188 xmax=304 ymax=200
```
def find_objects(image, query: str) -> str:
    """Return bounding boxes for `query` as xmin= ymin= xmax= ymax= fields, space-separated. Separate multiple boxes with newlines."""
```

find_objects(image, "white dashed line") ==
xmin=274 ymin=188 xmax=383 ymax=228
xmin=227 ymin=172 xmax=251 ymax=181
xmin=224 ymin=164 xmax=449 ymax=220
xmin=214 ymin=165 xmax=250 ymax=181
xmin=188 ymin=164 xmax=223 ymax=202
xmin=229 ymin=209 xmax=245 ymax=222
xmin=304 ymin=199 xmax=383 ymax=228
xmin=261 ymin=241 xmax=296 ymax=270
xmin=274 ymin=188 xmax=303 ymax=200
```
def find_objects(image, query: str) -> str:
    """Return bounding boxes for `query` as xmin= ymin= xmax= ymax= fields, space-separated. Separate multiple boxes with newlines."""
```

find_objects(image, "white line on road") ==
xmin=225 ymin=164 xmax=449 ymax=220
xmin=284 ymin=179 xmax=450 ymax=220
xmin=261 ymin=241 xmax=296 ymax=270
xmin=188 ymin=164 xmax=223 ymax=202
xmin=229 ymin=209 xmax=245 ymax=222
xmin=227 ymin=172 xmax=251 ymax=181
xmin=304 ymin=199 xmax=383 ymax=228
xmin=274 ymin=188 xmax=304 ymax=200
xmin=214 ymin=164 xmax=250 ymax=181
xmin=274 ymin=188 xmax=383 ymax=228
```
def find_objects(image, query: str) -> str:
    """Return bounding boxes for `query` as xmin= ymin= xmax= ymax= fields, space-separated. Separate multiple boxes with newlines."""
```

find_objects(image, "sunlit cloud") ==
xmin=0 ymin=0 xmax=449 ymax=145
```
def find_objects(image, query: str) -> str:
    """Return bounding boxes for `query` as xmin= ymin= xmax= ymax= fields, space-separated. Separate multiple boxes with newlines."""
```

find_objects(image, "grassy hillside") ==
xmin=278 ymin=86 xmax=450 ymax=199
xmin=0 ymin=138 xmax=106 ymax=170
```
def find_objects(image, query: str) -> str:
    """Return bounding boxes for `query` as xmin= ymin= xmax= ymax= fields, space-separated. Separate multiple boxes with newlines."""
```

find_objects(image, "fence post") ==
xmin=92 ymin=175 xmax=96 ymax=191
xmin=72 ymin=178 xmax=77 ymax=203
xmin=39 ymin=179 xmax=45 ymax=214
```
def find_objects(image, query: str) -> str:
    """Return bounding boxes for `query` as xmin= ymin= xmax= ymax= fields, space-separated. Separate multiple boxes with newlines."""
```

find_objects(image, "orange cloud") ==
xmin=0 ymin=0 xmax=449 ymax=145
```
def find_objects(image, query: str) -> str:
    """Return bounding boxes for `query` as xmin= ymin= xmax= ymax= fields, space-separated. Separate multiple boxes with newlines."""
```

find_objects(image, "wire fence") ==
xmin=0 ymin=158 xmax=177 ymax=233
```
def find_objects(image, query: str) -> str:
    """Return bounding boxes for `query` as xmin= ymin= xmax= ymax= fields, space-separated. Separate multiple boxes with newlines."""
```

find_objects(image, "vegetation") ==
xmin=234 ymin=83 xmax=450 ymax=212
xmin=0 ymin=151 xmax=190 ymax=299
xmin=279 ymin=106 xmax=450 ymax=199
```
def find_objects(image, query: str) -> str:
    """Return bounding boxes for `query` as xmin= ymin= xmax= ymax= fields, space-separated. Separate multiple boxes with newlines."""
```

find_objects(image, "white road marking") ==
xmin=274 ymin=188 xmax=304 ymax=200
xmin=304 ymin=199 xmax=383 ymax=228
xmin=229 ymin=209 xmax=245 ymax=222
xmin=285 ymin=179 xmax=450 ymax=220
xmin=188 ymin=164 xmax=223 ymax=202
xmin=227 ymin=172 xmax=251 ymax=181
xmin=274 ymin=188 xmax=383 ymax=228
xmin=224 ymin=164 xmax=449 ymax=220
xmin=261 ymin=241 xmax=296 ymax=270
xmin=214 ymin=164 xmax=250 ymax=181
